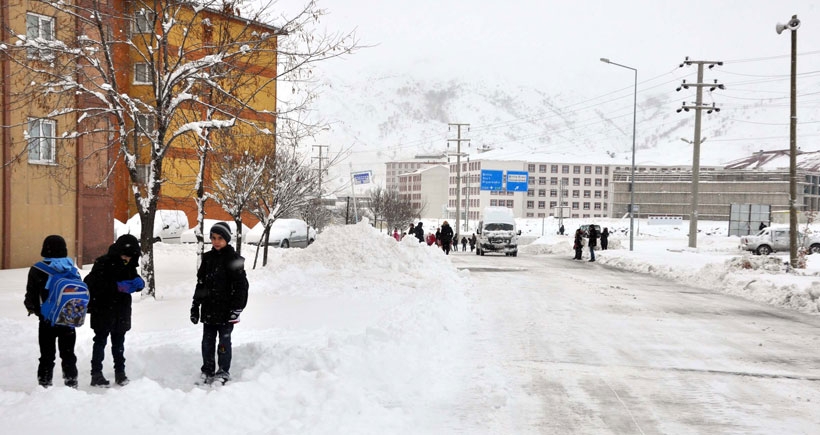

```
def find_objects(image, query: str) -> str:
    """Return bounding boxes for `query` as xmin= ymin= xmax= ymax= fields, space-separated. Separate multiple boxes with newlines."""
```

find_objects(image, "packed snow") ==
xmin=0 ymin=217 xmax=818 ymax=434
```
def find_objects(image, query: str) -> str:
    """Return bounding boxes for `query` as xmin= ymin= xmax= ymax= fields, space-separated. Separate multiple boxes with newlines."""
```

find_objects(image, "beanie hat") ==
xmin=41 ymin=235 xmax=68 ymax=258
xmin=210 ymin=222 xmax=232 ymax=243
xmin=115 ymin=234 xmax=141 ymax=258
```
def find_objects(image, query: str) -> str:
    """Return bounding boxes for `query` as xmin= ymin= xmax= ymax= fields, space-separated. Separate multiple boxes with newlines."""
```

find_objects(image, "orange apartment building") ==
xmin=0 ymin=1 xmax=279 ymax=268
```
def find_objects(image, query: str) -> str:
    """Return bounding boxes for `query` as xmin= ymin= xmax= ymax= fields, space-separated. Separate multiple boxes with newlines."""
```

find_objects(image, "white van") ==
xmin=119 ymin=210 xmax=190 ymax=243
xmin=476 ymin=207 xmax=520 ymax=256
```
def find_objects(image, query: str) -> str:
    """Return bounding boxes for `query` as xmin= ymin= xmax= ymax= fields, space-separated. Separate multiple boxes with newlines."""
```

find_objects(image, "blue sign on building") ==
xmin=506 ymin=171 xmax=529 ymax=192
xmin=480 ymin=169 xmax=503 ymax=191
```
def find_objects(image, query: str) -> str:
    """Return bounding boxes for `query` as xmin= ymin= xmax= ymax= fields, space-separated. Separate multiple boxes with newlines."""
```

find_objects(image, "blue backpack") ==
xmin=33 ymin=261 xmax=89 ymax=327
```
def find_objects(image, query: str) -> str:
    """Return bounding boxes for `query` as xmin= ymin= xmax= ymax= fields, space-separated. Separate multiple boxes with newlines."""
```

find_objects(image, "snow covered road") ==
xmin=449 ymin=251 xmax=820 ymax=434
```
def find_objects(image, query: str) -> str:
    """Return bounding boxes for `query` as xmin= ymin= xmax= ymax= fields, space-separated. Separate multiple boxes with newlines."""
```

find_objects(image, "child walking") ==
xmin=84 ymin=234 xmax=144 ymax=387
xmin=24 ymin=235 xmax=81 ymax=388
xmin=190 ymin=222 xmax=249 ymax=384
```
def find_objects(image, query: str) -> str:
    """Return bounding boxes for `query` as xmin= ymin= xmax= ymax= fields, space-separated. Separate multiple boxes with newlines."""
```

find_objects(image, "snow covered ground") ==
xmin=0 ymin=218 xmax=818 ymax=434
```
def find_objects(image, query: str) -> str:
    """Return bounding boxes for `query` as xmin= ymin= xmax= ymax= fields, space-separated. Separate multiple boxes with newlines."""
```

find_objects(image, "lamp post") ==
xmin=776 ymin=15 xmax=800 ymax=268
xmin=601 ymin=58 xmax=637 ymax=251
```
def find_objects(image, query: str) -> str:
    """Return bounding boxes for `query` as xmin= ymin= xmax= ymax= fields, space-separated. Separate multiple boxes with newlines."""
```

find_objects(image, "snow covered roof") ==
xmin=723 ymin=149 xmax=820 ymax=171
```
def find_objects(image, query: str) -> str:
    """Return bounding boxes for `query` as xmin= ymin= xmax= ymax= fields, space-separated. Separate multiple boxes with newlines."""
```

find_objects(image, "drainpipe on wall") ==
xmin=1 ymin=1 xmax=11 ymax=269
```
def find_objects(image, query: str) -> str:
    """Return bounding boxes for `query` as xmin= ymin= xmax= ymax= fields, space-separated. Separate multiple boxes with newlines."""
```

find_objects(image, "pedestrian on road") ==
xmin=470 ymin=234 xmax=477 ymax=252
xmin=559 ymin=224 xmax=565 ymax=235
xmin=600 ymin=227 xmax=609 ymax=250
xmin=414 ymin=222 xmax=425 ymax=243
xmin=587 ymin=225 xmax=598 ymax=262
xmin=573 ymin=229 xmax=584 ymax=260
xmin=461 ymin=236 xmax=468 ymax=251
xmin=393 ymin=228 xmax=400 ymax=241
xmin=439 ymin=221 xmax=454 ymax=255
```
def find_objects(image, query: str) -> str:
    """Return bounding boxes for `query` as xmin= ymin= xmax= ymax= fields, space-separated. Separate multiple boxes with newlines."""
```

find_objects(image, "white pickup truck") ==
xmin=739 ymin=226 xmax=820 ymax=255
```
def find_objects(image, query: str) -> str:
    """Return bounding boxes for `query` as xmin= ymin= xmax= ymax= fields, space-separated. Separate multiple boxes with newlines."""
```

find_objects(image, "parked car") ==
xmin=118 ymin=210 xmax=190 ymax=243
xmin=180 ymin=220 xmax=251 ymax=244
xmin=740 ymin=226 xmax=820 ymax=255
xmin=246 ymin=219 xmax=316 ymax=248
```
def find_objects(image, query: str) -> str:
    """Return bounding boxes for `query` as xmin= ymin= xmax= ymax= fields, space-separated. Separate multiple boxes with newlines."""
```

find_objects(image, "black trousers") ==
xmin=91 ymin=325 xmax=127 ymax=374
xmin=201 ymin=323 xmax=234 ymax=375
xmin=38 ymin=320 xmax=78 ymax=381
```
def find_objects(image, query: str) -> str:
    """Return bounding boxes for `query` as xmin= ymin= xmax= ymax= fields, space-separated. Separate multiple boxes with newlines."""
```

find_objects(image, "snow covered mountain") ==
xmin=312 ymin=67 xmax=820 ymax=187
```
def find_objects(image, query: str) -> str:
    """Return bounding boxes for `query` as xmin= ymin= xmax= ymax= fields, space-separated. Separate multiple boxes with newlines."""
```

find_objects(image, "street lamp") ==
xmin=776 ymin=15 xmax=800 ymax=268
xmin=601 ymin=58 xmax=637 ymax=251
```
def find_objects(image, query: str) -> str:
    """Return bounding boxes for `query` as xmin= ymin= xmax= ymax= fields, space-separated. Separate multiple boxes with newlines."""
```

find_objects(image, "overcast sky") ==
xmin=311 ymin=0 xmax=820 ymax=95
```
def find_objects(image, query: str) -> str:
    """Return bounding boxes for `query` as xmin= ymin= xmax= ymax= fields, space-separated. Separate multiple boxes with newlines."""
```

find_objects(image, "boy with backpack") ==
xmin=190 ymin=222 xmax=249 ymax=385
xmin=84 ymin=234 xmax=144 ymax=387
xmin=24 ymin=235 xmax=83 ymax=388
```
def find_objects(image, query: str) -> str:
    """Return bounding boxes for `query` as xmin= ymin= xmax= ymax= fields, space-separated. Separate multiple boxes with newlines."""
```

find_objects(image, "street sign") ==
xmin=480 ymin=170 xmax=503 ymax=191
xmin=352 ymin=171 xmax=372 ymax=185
xmin=506 ymin=171 xmax=529 ymax=191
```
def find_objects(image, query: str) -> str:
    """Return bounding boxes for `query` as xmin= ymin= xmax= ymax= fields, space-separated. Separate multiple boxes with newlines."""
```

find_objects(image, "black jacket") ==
xmin=414 ymin=225 xmax=425 ymax=243
xmin=24 ymin=265 xmax=51 ymax=321
xmin=439 ymin=224 xmax=454 ymax=245
xmin=85 ymin=244 xmax=141 ymax=331
xmin=193 ymin=245 xmax=249 ymax=324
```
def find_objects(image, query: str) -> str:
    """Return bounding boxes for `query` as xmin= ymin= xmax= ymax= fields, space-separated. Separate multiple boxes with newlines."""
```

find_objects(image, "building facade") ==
xmin=397 ymin=165 xmax=448 ymax=218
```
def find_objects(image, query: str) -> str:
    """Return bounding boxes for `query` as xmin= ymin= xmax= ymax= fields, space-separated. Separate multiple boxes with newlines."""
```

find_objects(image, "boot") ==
xmin=115 ymin=371 xmax=129 ymax=386
xmin=38 ymin=376 xmax=53 ymax=388
xmin=90 ymin=372 xmax=110 ymax=387
xmin=64 ymin=376 xmax=78 ymax=389
xmin=208 ymin=369 xmax=230 ymax=385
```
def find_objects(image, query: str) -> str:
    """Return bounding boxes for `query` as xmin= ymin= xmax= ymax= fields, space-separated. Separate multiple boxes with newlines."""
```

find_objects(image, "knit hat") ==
xmin=115 ymin=234 xmax=141 ymax=258
xmin=210 ymin=221 xmax=232 ymax=243
xmin=41 ymin=235 xmax=68 ymax=258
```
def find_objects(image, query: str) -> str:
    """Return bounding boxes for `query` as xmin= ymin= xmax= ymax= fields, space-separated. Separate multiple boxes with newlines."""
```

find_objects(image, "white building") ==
xmin=385 ymin=159 xmax=447 ymax=192
xmin=397 ymin=165 xmax=449 ymax=218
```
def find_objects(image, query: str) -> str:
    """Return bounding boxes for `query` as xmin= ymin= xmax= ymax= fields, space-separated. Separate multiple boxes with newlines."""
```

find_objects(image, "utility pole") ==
xmin=677 ymin=57 xmax=724 ymax=248
xmin=448 ymin=123 xmax=470 ymax=235
xmin=558 ymin=178 xmax=565 ymax=230
xmin=776 ymin=15 xmax=801 ymax=268
xmin=312 ymin=145 xmax=329 ymax=196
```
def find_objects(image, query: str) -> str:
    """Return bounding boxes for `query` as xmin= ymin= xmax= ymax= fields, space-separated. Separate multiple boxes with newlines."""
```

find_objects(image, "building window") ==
xmin=26 ymin=13 xmax=55 ymax=60
xmin=539 ymin=177 xmax=547 ymax=185
xmin=573 ymin=166 xmax=581 ymax=174
xmin=490 ymin=199 xmax=497 ymax=206
xmin=572 ymin=202 xmax=579 ymax=210
xmin=572 ymin=178 xmax=580 ymax=186
xmin=551 ymin=165 xmax=558 ymax=173
xmin=594 ymin=203 xmax=602 ymax=210
xmin=526 ymin=212 xmax=534 ymax=217
xmin=28 ymin=118 xmax=56 ymax=164
xmin=134 ymin=9 xmax=155 ymax=34
xmin=594 ymin=191 xmax=602 ymax=198
xmin=549 ymin=201 xmax=557 ymax=208
xmin=527 ymin=201 xmax=534 ymax=209
xmin=135 ymin=113 xmax=154 ymax=136
xmin=583 ymin=190 xmax=590 ymax=198
xmin=539 ymin=164 xmax=547 ymax=173
xmin=562 ymin=165 xmax=569 ymax=174
xmin=538 ymin=201 xmax=546 ymax=209
xmin=550 ymin=177 xmax=558 ymax=185
xmin=134 ymin=63 xmax=151 ymax=84
xmin=595 ymin=179 xmax=602 ymax=186
xmin=584 ymin=166 xmax=592 ymax=174
xmin=529 ymin=176 xmax=536 ymax=185
xmin=527 ymin=189 xmax=534 ymax=197
xmin=595 ymin=166 xmax=603 ymax=174
xmin=550 ymin=189 xmax=557 ymax=197
xmin=583 ymin=202 xmax=590 ymax=210
xmin=528 ymin=164 xmax=535 ymax=172
xmin=506 ymin=200 xmax=514 ymax=208
xmin=572 ymin=190 xmax=580 ymax=198
xmin=538 ymin=189 xmax=546 ymax=197
xmin=584 ymin=178 xmax=591 ymax=186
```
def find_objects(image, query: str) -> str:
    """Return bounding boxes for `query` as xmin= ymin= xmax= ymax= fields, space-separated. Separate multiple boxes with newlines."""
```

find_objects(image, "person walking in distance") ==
xmin=414 ymin=222 xmax=425 ymax=243
xmin=573 ymin=229 xmax=584 ymax=260
xmin=24 ymin=235 xmax=81 ymax=388
xmin=600 ymin=227 xmax=609 ymax=250
xmin=587 ymin=225 xmax=599 ymax=262
xmin=190 ymin=222 xmax=249 ymax=385
xmin=85 ymin=234 xmax=144 ymax=387
xmin=461 ymin=236 xmax=468 ymax=252
xmin=392 ymin=227 xmax=400 ymax=241
xmin=439 ymin=221 xmax=454 ymax=255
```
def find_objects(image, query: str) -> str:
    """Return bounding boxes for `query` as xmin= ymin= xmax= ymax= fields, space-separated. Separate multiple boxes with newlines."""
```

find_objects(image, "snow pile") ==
xmin=0 ymin=221 xmax=475 ymax=434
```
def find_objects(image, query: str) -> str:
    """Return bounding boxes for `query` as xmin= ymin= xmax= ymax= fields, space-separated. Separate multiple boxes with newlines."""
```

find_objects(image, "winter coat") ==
xmin=85 ymin=244 xmax=142 ymax=331
xmin=414 ymin=225 xmax=425 ymax=243
xmin=439 ymin=224 xmax=454 ymax=246
xmin=193 ymin=245 xmax=249 ymax=324
xmin=573 ymin=231 xmax=584 ymax=250
xmin=588 ymin=227 xmax=598 ymax=248
xmin=601 ymin=229 xmax=609 ymax=244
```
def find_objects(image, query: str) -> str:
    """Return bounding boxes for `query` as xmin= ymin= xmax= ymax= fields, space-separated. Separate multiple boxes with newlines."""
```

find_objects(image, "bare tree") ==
xmin=1 ymin=0 xmax=358 ymax=295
